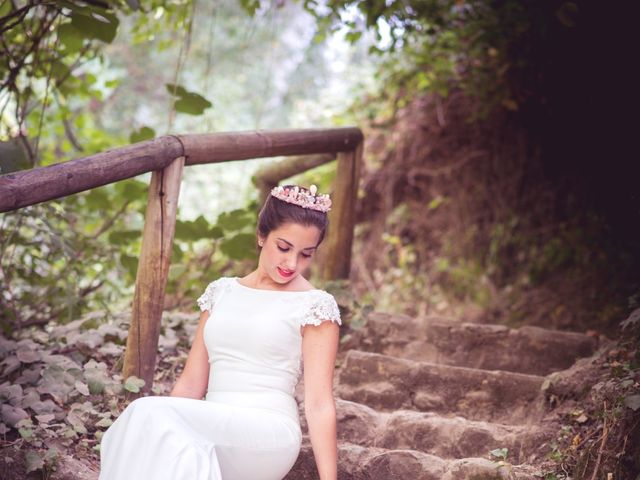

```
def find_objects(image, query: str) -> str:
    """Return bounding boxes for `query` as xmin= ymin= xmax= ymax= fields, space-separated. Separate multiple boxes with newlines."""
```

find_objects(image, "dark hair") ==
xmin=257 ymin=184 xmax=329 ymax=249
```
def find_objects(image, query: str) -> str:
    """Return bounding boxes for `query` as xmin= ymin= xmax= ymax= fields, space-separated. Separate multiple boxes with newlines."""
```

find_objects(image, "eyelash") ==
xmin=277 ymin=246 xmax=312 ymax=258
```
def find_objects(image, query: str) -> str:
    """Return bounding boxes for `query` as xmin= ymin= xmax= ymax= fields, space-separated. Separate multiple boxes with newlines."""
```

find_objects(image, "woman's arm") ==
xmin=170 ymin=310 xmax=211 ymax=399
xmin=302 ymin=320 xmax=340 ymax=480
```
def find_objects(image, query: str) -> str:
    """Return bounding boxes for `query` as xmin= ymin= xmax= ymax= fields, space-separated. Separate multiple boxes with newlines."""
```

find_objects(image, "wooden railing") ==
xmin=0 ymin=127 xmax=364 ymax=391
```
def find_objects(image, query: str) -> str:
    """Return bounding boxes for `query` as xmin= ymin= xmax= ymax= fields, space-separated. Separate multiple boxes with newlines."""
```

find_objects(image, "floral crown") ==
xmin=270 ymin=184 xmax=332 ymax=212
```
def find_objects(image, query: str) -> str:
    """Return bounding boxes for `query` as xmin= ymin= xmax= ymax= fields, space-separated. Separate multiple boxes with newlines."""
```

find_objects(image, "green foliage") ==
xmin=0 ymin=187 xmax=259 ymax=333
xmin=0 ymin=0 xmax=204 ymax=171
xmin=123 ymin=375 xmax=145 ymax=393
xmin=489 ymin=447 xmax=508 ymax=461
xmin=165 ymin=83 xmax=213 ymax=115
xmin=129 ymin=126 xmax=156 ymax=143
xmin=305 ymin=0 xmax=577 ymax=116
xmin=0 ymin=308 xmax=197 ymax=475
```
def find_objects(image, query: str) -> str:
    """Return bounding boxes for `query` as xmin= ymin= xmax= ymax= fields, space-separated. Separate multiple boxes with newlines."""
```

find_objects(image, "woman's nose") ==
xmin=284 ymin=253 xmax=297 ymax=270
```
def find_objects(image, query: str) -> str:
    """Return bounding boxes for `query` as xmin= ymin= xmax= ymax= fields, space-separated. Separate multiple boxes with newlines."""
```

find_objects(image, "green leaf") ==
xmin=175 ymin=216 xmax=213 ymax=241
xmin=165 ymin=83 xmax=212 ymax=116
xmin=220 ymin=233 xmax=257 ymax=261
xmin=240 ymin=0 xmax=261 ymax=16
xmin=95 ymin=417 xmax=113 ymax=428
xmin=428 ymin=196 xmax=445 ymax=210
xmin=129 ymin=126 xmax=155 ymax=143
xmin=0 ymin=139 xmax=30 ymax=175
xmin=49 ymin=60 xmax=72 ymax=84
xmin=58 ymin=23 xmax=84 ymax=54
xmin=109 ymin=229 xmax=140 ymax=245
xmin=120 ymin=254 xmax=139 ymax=280
xmin=84 ymin=188 xmax=110 ymax=210
xmin=70 ymin=9 xmax=119 ymax=44
xmin=19 ymin=427 xmax=34 ymax=440
xmin=216 ymin=209 xmax=253 ymax=232
xmin=345 ymin=30 xmax=362 ymax=44
xmin=25 ymin=450 xmax=44 ymax=473
xmin=209 ymin=226 xmax=225 ymax=239
xmin=489 ymin=447 xmax=508 ymax=460
xmin=123 ymin=375 xmax=146 ymax=393
xmin=115 ymin=179 xmax=147 ymax=201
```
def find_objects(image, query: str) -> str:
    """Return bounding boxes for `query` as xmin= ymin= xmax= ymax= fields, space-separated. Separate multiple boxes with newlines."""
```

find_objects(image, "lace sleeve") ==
xmin=301 ymin=291 xmax=342 ymax=327
xmin=196 ymin=278 xmax=224 ymax=313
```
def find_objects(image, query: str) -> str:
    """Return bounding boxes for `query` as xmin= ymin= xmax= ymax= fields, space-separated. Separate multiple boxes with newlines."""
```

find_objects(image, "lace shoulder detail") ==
xmin=196 ymin=277 xmax=232 ymax=313
xmin=300 ymin=291 xmax=342 ymax=327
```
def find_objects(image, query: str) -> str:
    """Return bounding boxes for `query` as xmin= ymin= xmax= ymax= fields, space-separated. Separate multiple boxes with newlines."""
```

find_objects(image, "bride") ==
xmin=99 ymin=184 xmax=341 ymax=480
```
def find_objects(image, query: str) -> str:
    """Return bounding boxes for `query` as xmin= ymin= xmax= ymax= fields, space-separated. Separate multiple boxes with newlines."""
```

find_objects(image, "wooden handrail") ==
xmin=0 ymin=128 xmax=363 ymax=213
xmin=0 ymin=126 xmax=364 ymax=392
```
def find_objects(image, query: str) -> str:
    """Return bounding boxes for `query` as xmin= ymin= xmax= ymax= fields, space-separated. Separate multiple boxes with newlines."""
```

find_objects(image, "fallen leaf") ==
xmin=25 ymin=450 xmax=44 ymax=473
xmin=576 ymin=414 xmax=588 ymax=423
xmin=75 ymin=381 xmax=90 ymax=396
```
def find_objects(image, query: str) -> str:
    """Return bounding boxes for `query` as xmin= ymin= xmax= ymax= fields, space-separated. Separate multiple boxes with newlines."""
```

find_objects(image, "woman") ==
xmin=99 ymin=184 xmax=341 ymax=480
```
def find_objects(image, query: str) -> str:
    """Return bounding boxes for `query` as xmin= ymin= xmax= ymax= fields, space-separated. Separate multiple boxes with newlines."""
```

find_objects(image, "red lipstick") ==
xmin=277 ymin=267 xmax=294 ymax=278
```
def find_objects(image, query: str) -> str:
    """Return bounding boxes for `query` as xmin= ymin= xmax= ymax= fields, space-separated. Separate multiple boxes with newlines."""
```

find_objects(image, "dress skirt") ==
xmin=98 ymin=395 xmax=302 ymax=480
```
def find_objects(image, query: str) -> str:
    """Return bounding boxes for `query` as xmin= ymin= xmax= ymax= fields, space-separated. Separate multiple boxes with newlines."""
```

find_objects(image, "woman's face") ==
xmin=258 ymin=222 xmax=321 ymax=285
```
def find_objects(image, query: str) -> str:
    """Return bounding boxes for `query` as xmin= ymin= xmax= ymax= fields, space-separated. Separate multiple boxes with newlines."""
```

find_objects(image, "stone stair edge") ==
xmin=342 ymin=348 xmax=546 ymax=381
xmin=362 ymin=310 xmax=601 ymax=342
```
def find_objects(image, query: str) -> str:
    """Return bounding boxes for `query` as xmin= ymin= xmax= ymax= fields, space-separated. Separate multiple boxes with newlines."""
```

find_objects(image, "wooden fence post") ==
xmin=123 ymin=156 xmax=185 ymax=392
xmin=322 ymin=141 xmax=363 ymax=280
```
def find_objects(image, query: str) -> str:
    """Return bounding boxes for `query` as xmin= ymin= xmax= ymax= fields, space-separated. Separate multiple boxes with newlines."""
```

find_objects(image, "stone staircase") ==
xmin=286 ymin=312 xmax=600 ymax=479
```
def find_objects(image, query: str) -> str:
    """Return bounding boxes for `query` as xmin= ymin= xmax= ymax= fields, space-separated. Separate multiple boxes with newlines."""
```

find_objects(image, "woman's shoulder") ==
xmin=196 ymin=277 xmax=236 ymax=312
xmin=301 ymin=289 xmax=341 ymax=326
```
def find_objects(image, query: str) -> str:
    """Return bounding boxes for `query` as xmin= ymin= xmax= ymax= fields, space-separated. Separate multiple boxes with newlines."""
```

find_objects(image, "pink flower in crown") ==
xmin=270 ymin=184 xmax=332 ymax=212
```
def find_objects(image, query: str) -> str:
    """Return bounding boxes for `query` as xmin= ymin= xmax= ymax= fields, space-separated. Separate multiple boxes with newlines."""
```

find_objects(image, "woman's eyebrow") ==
xmin=277 ymin=238 xmax=317 ymax=251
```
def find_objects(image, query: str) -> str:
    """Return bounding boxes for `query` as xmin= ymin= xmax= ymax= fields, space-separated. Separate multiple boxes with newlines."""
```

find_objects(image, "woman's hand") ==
xmin=302 ymin=320 xmax=340 ymax=480
xmin=170 ymin=310 xmax=210 ymax=399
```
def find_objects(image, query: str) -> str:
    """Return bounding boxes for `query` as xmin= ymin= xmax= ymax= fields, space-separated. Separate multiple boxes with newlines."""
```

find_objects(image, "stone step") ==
xmin=334 ymin=399 xmax=552 ymax=463
xmin=285 ymin=442 xmax=540 ymax=480
xmin=337 ymin=350 xmax=545 ymax=423
xmin=345 ymin=312 xmax=598 ymax=376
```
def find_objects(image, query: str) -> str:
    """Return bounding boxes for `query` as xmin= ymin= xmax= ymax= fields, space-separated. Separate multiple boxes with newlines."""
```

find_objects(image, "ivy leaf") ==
xmin=123 ymin=375 xmax=145 ymax=393
xmin=220 ymin=233 xmax=257 ymax=261
xmin=113 ymin=178 xmax=147 ymax=201
xmin=489 ymin=447 xmax=508 ymax=460
xmin=75 ymin=381 xmax=90 ymax=396
xmin=216 ymin=209 xmax=253 ymax=232
xmin=70 ymin=8 xmax=119 ymax=44
xmin=95 ymin=417 xmax=113 ymax=428
xmin=165 ymin=83 xmax=212 ymax=115
xmin=624 ymin=394 xmax=640 ymax=411
xmin=1 ymin=404 xmax=29 ymax=427
xmin=25 ymin=450 xmax=44 ymax=474
xmin=67 ymin=411 xmax=87 ymax=434
xmin=16 ymin=349 xmax=41 ymax=364
xmin=57 ymin=22 xmax=84 ymax=54
xmin=175 ymin=216 xmax=213 ymax=241
xmin=129 ymin=126 xmax=155 ymax=144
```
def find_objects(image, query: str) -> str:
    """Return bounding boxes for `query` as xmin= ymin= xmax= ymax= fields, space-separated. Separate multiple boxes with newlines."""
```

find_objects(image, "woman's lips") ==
xmin=277 ymin=267 xmax=294 ymax=278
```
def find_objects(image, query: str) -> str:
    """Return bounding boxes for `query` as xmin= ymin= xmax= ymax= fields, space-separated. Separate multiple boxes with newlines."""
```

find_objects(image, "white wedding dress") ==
xmin=99 ymin=276 xmax=341 ymax=480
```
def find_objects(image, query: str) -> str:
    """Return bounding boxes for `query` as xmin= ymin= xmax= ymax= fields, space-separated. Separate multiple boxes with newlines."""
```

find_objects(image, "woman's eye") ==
xmin=302 ymin=253 xmax=312 ymax=258
xmin=277 ymin=246 xmax=288 ymax=252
